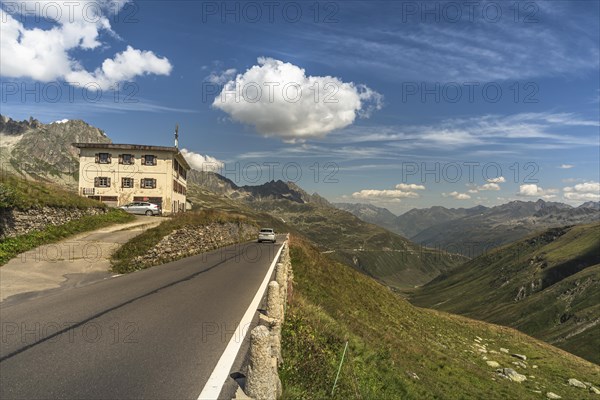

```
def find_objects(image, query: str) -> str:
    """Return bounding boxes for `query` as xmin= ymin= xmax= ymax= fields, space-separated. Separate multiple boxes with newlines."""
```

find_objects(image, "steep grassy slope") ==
xmin=0 ymin=173 xmax=104 ymax=209
xmin=249 ymin=199 xmax=466 ymax=289
xmin=281 ymin=236 xmax=600 ymax=399
xmin=0 ymin=174 xmax=134 ymax=265
xmin=410 ymin=223 xmax=600 ymax=364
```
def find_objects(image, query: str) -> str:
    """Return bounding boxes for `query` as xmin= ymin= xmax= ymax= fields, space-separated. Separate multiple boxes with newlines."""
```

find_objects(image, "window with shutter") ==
xmin=95 ymin=153 xmax=99 ymax=163
xmin=94 ymin=177 xmax=99 ymax=186
xmin=106 ymin=177 xmax=111 ymax=187
xmin=98 ymin=153 xmax=110 ymax=164
xmin=140 ymin=179 xmax=145 ymax=188
xmin=118 ymin=155 xmax=123 ymax=164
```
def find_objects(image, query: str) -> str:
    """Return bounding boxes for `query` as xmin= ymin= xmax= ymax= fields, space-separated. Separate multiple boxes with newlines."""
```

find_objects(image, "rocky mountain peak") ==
xmin=0 ymin=115 xmax=42 ymax=135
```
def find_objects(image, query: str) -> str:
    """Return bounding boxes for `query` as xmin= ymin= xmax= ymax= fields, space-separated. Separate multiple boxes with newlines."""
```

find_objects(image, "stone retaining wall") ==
xmin=241 ymin=239 xmax=293 ymax=400
xmin=0 ymin=207 xmax=108 ymax=239
xmin=131 ymin=222 xmax=258 ymax=268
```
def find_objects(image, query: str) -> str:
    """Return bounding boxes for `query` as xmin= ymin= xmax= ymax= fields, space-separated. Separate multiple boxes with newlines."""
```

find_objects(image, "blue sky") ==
xmin=1 ymin=0 xmax=599 ymax=214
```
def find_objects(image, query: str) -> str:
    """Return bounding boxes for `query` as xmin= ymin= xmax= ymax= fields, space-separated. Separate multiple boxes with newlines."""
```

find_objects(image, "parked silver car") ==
xmin=258 ymin=228 xmax=276 ymax=243
xmin=119 ymin=202 xmax=161 ymax=216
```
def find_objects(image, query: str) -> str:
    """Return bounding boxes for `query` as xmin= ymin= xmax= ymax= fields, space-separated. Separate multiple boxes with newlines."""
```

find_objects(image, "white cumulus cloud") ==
xmin=563 ymin=181 xmax=600 ymax=201
xmin=443 ymin=191 xmax=471 ymax=200
xmin=352 ymin=189 xmax=419 ymax=200
xmin=0 ymin=1 xmax=172 ymax=89
xmin=487 ymin=176 xmax=506 ymax=183
xmin=478 ymin=183 xmax=501 ymax=191
xmin=395 ymin=183 xmax=425 ymax=191
xmin=180 ymin=149 xmax=224 ymax=172
xmin=212 ymin=57 xmax=383 ymax=141
xmin=518 ymin=184 xmax=557 ymax=199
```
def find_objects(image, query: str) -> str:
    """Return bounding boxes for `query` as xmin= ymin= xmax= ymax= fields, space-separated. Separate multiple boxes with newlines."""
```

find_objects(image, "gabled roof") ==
xmin=72 ymin=143 xmax=191 ymax=170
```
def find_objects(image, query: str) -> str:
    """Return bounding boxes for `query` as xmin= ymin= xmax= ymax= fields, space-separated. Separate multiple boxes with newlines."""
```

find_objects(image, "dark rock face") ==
xmin=0 ymin=116 xmax=42 ymax=135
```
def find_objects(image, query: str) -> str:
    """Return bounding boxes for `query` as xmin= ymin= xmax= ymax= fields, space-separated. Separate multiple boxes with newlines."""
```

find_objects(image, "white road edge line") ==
xmin=197 ymin=241 xmax=286 ymax=400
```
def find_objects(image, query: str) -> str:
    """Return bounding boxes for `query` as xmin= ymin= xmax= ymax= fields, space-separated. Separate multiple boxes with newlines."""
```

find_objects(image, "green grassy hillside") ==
xmin=410 ymin=223 xmax=600 ymax=364
xmin=281 ymin=236 xmax=600 ymax=399
xmin=249 ymin=199 xmax=466 ymax=289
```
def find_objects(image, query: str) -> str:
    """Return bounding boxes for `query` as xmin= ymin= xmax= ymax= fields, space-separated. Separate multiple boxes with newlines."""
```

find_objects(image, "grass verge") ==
xmin=0 ymin=173 xmax=105 ymax=209
xmin=0 ymin=209 xmax=134 ymax=265
xmin=280 ymin=235 xmax=599 ymax=399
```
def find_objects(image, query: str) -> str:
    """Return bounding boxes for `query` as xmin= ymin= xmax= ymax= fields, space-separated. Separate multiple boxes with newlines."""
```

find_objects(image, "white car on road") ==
xmin=119 ymin=202 xmax=161 ymax=216
xmin=257 ymin=228 xmax=276 ymax=243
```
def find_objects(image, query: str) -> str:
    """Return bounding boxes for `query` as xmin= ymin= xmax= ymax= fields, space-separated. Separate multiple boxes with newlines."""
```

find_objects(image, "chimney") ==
xmin=174 ymin=124 xmax=179 ymax=148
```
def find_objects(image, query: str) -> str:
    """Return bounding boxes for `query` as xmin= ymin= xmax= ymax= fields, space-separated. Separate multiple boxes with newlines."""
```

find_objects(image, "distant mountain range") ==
xmin=410 ymin=222 xmax=600 ymax=364
xmin=188 ymin=170 xmax=330 ymax=205
xmin=0 ymin=115 xmax=110 ymax=187
xmin=336 ymin=201 xmax=600 ymax=257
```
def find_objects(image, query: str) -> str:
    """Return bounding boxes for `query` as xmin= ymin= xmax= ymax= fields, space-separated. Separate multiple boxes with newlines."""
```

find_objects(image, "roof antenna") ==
xmin=174 ymin=123 xmax=179 ymax=148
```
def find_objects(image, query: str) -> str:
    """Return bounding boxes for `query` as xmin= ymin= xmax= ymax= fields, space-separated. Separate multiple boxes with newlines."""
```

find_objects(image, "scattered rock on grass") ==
xmin=512 ymin=353 xmax=527 ymax=361
xmin=546 ymin=392 xmax=561 ymax=399
xmin=406 ymin=371 xmax=420 ymax=380
xmin=568 ymin=378 xmax=587 ymax=389
xmin=486 ymin=361 xmax=500 ymax=368
xmin=496 ymin=368 xmax=527 ymax=383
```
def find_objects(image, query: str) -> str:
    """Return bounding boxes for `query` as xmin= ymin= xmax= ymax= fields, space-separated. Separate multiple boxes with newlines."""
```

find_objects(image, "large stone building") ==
xmin=73 ymin=143 xmax=191 ymax=214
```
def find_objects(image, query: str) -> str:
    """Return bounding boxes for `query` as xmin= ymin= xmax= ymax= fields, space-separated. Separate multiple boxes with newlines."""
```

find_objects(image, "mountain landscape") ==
xmin=187 ymin=171 xmax=466 ymax=289
xmin=410 ymin=222 xmax=600 ymax=364
xmin=2 ymin=115 xmax=599 ymax=398
xmin=337 ymin=201 xmax=600 ymax=257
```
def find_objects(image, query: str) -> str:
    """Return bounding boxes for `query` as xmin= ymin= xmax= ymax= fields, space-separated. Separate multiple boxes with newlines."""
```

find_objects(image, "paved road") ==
xmin=0 ymin=216 xmax=163 ymax=302
xmin=1 ymin=238 xmax=284 ymax=399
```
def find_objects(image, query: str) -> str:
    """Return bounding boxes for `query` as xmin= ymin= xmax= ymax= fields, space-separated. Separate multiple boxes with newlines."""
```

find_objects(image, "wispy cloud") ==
xmin=327 ymin=112 xmax=598 ymax=150
xmin=293 ymin=1 xmax=599 ymax=82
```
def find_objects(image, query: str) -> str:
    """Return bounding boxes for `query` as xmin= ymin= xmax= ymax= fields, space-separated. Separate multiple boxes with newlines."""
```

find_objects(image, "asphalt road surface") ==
xmin=0 ymin=237 xmax=284 ymax=400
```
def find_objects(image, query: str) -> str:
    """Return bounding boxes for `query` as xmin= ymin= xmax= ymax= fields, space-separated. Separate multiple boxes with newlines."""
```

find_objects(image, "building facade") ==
xmin=73 ymin=143 xmax=191 ymax=215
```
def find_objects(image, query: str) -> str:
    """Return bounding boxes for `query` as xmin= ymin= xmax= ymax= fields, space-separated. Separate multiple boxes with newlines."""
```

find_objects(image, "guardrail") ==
xmin=244 ymin=235 xmax=292 ymax=400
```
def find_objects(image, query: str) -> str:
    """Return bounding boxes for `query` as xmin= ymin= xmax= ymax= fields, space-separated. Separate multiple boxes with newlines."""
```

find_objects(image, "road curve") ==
xmin=0 ymin=238 xmax=284 ymax=400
